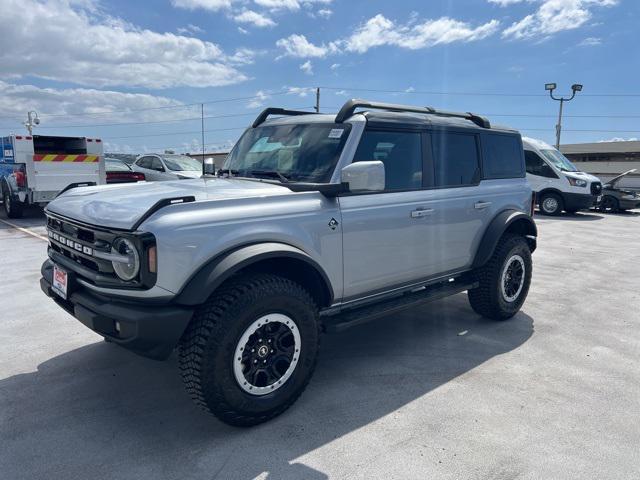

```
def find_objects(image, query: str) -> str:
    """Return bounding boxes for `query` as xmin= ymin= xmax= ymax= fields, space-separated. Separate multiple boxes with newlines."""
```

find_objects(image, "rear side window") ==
xmin=482 ymin=134 xmax=525 ymax=179
xmin=432 ymin=132 xmax=480 ymax=187
xmin=353 ymin=130 xmax=422 ymax=191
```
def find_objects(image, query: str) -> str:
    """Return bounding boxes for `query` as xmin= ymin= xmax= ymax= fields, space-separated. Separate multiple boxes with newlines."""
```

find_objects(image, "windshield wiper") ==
xmin=217 ymin=168 xmax=239 ymax=177
xmin=245 ymin=170 xmax=291 ymax=183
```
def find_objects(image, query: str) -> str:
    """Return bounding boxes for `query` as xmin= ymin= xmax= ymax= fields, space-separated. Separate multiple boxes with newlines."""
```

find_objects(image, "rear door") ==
xmin=28 ymin=136 xmax=104 ymax=195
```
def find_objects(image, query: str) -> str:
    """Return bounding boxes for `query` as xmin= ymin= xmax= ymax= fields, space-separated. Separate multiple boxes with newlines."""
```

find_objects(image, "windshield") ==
xmin=224 ymin=123 xmax=351 ymax=182
xmin=540 ymin=149 xmax=579 ymax=172
xmin=162 ymin=155 xmax=202 ymax=172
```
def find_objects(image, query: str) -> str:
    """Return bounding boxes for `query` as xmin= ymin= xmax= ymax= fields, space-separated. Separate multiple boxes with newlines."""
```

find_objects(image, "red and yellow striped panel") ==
xmin=33 ymin=154 xmax=99 ymax=163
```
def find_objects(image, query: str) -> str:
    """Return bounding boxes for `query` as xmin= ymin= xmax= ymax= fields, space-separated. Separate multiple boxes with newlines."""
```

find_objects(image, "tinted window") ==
xmin=106 ymin=159 xmax=131 ymax=172
xmin=151 ymin=157 xmax=164 ymax=171
xmin=525 ymin=150 xmax=557 ymax=178
xmin=353 ymin=130 xmax=422 ymax=190
xmin=482 ymin=134 xmax=524 ymax=179
xmin=136 ymin=156 xmax=152 ymax=169
xmin=432 ymin=132 xmax=479 ymax=187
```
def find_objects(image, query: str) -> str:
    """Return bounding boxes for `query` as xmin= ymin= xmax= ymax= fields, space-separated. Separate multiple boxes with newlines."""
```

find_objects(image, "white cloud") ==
xmin=300 ymin=60 xmax=314 ymax=74
xmin=316 ymin=8 xmax=333 ymax=18
xmin=234 ymin=9 xmax=276 ymax=27
xmin=0 ymin=80 xmax=188 ymax=124
xmin=488 ymin=0 xmax=529 ymax=6
xmin=177 ymin=23 xmax=204 ymax=35
xmin=254 ymin=0 xmax=332 ymax=10
xmin=334 ymin=89 xmax=348 ymax=96
xmin=171 ymin=0 xmax=240 ymax=11
xmin=238 ymin=27 xmax=250 ymax=34
xmin=285 ymin=86 xmax=315 ymax=97
xmin=247 ymin=90 xmax=270 ymax=108
xmin=344 ymin=14 xmax=500 ymax=53
xmin=276 ymin=34 xmax=338 ymax=58
xmin=578 ymin=36 xmax=602 ymax=46
xmin=1 ymin=0 xmax=248 ymax=89
xmin=502 ymin=0 xmax=618 ymax=40
xmin=598 ymin=137 xmax=639 ymax=143
xmin=276 ymin=14 xmax=500 ymax=58
xmin=330 ymin=63 xmax=340 ymax=70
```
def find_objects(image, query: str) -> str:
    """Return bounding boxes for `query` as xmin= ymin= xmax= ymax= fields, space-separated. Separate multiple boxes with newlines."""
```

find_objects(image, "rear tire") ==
xmin=178 ymin=273 xmax=320 ymax=427
xmin=468 ymin=234 xmax=532 ymax=320
xmin=3 ymin=192 xmax=24 ymax=219
xmin=539 ymin=192 xmax=563 ymax=216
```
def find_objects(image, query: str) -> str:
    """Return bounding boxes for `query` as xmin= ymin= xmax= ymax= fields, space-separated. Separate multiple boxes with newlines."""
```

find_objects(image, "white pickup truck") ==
xmin=0 ymin=134 xmax=105 ymax=218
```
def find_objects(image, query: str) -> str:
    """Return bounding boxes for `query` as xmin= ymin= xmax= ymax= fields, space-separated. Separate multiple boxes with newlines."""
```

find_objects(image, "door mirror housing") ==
xmin=341 ymin=161 xmax=385 ymax=192
xmin=203 ymin=157 xmax=216 ymax=176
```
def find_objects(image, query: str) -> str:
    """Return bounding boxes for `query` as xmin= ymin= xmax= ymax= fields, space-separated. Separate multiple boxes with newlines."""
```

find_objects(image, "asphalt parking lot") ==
xmin=1 ymin=207 xmax=639 ymax=480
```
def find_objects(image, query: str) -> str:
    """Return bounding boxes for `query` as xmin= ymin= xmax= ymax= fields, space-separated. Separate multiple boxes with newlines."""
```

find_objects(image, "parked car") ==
xmin=131 ymin=154 xmax=201 ymax=181
xmin=598 ymin=169 xmax=640 ymax=212
xmin=523 ymin=137 xmax=602 ymax=215
xmin=105 ymin=158 xmax=145 ymax=184
xmin=40 ymin=99 xmax=536 ymax=426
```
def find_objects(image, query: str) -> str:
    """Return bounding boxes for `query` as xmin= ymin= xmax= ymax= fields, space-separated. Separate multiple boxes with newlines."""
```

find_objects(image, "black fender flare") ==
xmin=472 ymin=210 xmax=537 ymax=269
xmin=174 ymin=242 xmax=335 ymax=307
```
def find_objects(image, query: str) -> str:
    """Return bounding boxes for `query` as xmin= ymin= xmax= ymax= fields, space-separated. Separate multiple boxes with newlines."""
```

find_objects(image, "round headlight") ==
xmin=111 ymin=237 xmax=140 ymax=281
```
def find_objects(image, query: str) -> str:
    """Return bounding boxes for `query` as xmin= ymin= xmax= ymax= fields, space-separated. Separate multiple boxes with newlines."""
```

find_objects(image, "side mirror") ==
xmin=203 ymin=157 xmax=216 ymax=176
xmin=341 ymin=161 xmax=385 ymax=192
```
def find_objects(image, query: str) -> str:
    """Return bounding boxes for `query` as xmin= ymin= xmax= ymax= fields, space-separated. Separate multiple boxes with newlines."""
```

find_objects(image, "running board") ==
xmin=322 ymin=279 xmax=478 ymax=333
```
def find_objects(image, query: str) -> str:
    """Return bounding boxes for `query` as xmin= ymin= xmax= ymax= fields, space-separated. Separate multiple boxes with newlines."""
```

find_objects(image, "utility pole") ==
xmin=315 ymin=87 xmax=320 ymax=113
xmin=201 ymin=103 xmax=205 ymax=158
xmin=23 ymin=110 xmax=40 ymax=135
xmin=545 ymin=83 xmax=583 ymax=150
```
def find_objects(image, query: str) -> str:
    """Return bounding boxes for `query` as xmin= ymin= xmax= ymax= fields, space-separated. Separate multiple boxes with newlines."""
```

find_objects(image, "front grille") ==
xmin=591 ymin=182 xmax=602 ymax=195
xmin=46 ymin=215 xmax=118 ymax=281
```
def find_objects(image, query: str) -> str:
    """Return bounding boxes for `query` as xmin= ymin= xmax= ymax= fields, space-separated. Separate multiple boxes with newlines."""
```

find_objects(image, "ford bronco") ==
xmin=40 ymin=99 xmax=537 ymax=426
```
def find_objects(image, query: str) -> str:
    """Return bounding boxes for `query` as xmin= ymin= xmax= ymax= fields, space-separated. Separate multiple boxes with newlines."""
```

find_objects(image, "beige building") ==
xmin=560 ymin=141 xmax=640 ymax=187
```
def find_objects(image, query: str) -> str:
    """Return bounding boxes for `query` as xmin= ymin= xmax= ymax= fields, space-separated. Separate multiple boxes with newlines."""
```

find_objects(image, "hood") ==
xmin=605 ymin=169 xmax=637 ymax=188
xmin=175 ymin=170 xmax=202 ymax=179
xmin=46 ymin=177 xmax=293 ymax=230
xmin=563 ymin=171 xmax=601 ymax=183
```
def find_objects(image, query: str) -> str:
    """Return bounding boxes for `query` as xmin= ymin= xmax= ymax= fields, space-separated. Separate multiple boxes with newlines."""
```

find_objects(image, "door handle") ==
xmin=474 ymin=201 xmax=492 ymax=210
xmin=410 ymin=208 xmax=434 ymax=218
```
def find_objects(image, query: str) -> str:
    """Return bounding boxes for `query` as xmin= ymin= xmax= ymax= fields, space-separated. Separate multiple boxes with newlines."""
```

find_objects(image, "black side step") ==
xmin=322 ymin=279 xmax=478 ymax=333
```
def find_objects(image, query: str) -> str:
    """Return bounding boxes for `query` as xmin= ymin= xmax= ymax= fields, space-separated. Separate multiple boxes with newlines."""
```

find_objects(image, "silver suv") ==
xmin=40 ymin=100 xmax=537 ymax=426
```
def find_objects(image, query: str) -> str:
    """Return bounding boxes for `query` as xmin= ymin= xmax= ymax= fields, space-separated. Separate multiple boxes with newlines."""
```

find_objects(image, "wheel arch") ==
xmin=174 ymin=242 xmax=334 ymax=308
xmin=472 ymin=210 xmax=537 ymax=269
xmin=537 ymin=188 xmax=565 ymax=203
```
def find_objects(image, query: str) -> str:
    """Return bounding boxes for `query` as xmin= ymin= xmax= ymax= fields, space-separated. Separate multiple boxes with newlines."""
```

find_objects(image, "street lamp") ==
xmin=23 ymin=110 xmax=40 ymax=135
xmin=545 ymin=83 xmax=583 ymax=149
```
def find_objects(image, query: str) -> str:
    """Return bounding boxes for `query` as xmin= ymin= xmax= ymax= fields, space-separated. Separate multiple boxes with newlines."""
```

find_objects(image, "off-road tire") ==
xmin=539 ymin=192 xmax=563 ymax=216
xmin=468 ymin=234 xmax=532 ymax=320
xmin=179 ymin=273 xmax=320 ymax=427
xmin=3 ymin=192 xmax=24 ymax=219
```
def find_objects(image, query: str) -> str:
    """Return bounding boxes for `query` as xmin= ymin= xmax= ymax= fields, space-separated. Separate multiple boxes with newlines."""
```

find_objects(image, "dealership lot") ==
xmin=1 ymin=208 xmax=639 ymax=480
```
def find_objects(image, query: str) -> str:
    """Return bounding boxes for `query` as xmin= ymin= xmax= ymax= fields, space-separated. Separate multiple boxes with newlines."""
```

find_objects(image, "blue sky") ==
xmin=0 ymin=0 xmax=637 ymax=153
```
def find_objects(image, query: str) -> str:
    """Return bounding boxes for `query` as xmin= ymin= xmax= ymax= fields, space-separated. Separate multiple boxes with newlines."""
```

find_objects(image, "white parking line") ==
xmin=0 ymin=218 xmax=48 ymax=241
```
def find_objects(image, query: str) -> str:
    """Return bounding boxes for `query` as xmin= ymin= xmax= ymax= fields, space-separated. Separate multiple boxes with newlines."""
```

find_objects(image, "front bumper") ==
xmin=619 ymin=198 xmax=640 ymax=210
xmin=41 ymin=260 xmax=193 ymax=360
xmin=561 ymin=192 xmax=598 ymax=211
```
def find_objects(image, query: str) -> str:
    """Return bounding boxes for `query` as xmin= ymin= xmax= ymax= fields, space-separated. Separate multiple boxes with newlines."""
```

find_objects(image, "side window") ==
xmin=432 ymin=132 xmax=480 ymax=187
xmin=525 ymin=151 xmax=557 ymax=178
xmin=353 ymin=130 xmax=423 ymax=191
xmin=151 ymin=157 xmax=164 ymax=171
xmin=482 ymin=134 xmax=525 ymax=179
xmin=136 ymin=156 xmax=151 ymax=169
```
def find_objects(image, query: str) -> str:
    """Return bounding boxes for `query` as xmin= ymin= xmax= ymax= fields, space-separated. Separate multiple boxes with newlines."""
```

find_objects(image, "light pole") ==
xmin=545 ymin=83 xmax=582 ymax=150
xmin=23 ymin=110 xmax=40 ymax=135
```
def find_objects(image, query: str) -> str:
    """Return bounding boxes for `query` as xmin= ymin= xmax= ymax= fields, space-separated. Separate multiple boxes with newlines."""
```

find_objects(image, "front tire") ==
xmin=599 ymin=195 xmax=619 ymax=213
xmin=468 ymin=234 xmax=532 ymax=320
xmin=178 ymin=273 xmax=319 ymax=427
xmin=539 ymin=192 xmax=563 ymax=216
xmin=3 ymin=192 xmax=24 ymax=219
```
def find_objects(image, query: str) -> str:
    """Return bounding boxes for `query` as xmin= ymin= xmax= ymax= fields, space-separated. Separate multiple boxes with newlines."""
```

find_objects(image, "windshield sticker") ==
xmin=328 ymin=129 xmax=344 ymax=139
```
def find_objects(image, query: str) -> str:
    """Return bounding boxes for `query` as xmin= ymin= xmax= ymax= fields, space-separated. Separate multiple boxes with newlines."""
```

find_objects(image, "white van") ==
xmin=523 ymin=137 xmax=602 ymax=215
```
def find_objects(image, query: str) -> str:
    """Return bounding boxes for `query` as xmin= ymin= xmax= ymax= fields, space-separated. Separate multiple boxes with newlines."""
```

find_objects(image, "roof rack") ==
xmin=334 ymin=99 xmax=491 ymax=129
xmin=252 ymin=108 xmax=317 ymax=128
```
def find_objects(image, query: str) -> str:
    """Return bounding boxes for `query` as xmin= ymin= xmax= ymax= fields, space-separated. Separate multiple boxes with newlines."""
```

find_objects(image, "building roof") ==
xmin=560 ymin=141 xmax=640 ymax=155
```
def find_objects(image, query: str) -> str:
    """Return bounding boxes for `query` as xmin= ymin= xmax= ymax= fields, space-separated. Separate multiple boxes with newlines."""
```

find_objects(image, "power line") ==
xmin=104 ymin=126 xmax=247 ymax=140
